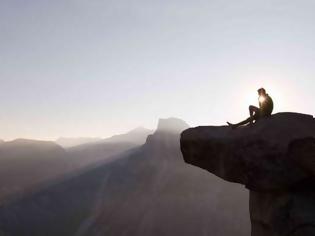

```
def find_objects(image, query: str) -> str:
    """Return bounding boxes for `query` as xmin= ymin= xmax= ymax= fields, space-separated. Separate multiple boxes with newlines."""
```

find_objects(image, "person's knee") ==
xmin=249 ymin=105 xmax=259 ymax=111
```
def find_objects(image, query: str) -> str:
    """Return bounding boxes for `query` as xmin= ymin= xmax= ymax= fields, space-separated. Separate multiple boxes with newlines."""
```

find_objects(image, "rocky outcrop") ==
xmin=180 ymin=112 xmax=315 ymax=236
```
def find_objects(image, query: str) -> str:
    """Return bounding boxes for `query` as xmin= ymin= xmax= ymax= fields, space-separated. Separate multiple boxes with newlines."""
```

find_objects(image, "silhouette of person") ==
xmin=227 ymin=88 xmax=273 ymax=129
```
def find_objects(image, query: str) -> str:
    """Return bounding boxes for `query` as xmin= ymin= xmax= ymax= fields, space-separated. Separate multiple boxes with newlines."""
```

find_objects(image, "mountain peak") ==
xmin=156 ymin=117 xmax=189 ymax=133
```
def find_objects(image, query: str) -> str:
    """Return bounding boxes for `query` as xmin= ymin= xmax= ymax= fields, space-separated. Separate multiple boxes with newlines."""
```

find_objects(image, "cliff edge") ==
xmin=180 ymin=112 xmax=315 ymax=236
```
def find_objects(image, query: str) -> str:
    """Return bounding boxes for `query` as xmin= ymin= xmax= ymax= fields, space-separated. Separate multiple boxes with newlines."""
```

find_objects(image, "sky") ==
xmin=1 ymin=0 xmax=315 ymax=140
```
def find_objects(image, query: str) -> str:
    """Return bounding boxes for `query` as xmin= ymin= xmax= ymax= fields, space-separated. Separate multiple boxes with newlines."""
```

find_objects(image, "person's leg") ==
xmin=227 ymin=105 xmax=259 ymax=129
xmin=249 ymin=105 xmax=259 ymax=116
xmin=227 ymin=116 xmax=254 ymax=129
xmin=249 ymin=105 xmax=259 ymax=124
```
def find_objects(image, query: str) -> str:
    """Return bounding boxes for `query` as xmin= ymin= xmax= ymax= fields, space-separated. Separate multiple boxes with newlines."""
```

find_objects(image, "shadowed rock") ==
xmin=180 ymin=112 xmax=315 ymax=236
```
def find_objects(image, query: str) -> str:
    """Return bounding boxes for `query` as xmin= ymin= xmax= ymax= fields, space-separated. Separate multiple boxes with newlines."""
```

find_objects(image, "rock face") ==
xmin=180 ymin=112 xmax=315 ymax=236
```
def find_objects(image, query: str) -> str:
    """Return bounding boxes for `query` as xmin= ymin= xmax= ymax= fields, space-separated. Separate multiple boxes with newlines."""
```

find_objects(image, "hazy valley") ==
xmin=0 ymin=118 xmax=250 ymax=236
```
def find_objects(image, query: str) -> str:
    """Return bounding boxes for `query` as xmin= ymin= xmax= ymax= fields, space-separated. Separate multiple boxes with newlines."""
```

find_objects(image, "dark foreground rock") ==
xmin=180 ymin=112 xmax=315 ymax=236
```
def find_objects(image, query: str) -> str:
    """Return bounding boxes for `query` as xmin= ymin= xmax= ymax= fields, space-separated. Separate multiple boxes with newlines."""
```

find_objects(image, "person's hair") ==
xmin=257 ymin=88 xmax=266 ymax=94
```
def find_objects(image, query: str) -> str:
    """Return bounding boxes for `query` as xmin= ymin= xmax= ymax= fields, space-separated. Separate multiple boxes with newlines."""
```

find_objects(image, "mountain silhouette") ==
xmin=66 ymin=127 xmax=153 ymax=169
xmin=0 ymin=139 xmax=71 ymax=204
xmin=0 ymin=118 xmax=249 ymax=236
xmin=103 ymin=126 xmax=153 ymax=144
xmin=56 ymin=127 xmax=153 ymax=148
xmin=0 ymin=128 xmax=153 ymax=204
xmin=55 ymin=137 xmax=103 ymax=148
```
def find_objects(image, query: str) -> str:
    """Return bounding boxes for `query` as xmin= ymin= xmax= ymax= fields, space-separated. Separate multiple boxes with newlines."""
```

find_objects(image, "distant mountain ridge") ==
xmin=104 ymin=126 xmax=153 ymax=144
xmin=0 ymin=139 xmax=70 ymax=204
xmin=0 ymin=127 xmax=153 ymax=203
xmin=2 ymin=138 xmax=64 ymax=152
xmin=0 ymin=119 xmax=176 ymax=204
xmin=55 ymin=127 xmax=153 ymax=148
xmin=0 ymin=117 xmax=249 ymax=236
xmin=55 ymin=137 xmax=102 ymax=148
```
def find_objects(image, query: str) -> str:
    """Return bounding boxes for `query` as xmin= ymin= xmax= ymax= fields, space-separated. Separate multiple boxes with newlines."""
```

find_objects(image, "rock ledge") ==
xmin=180 ymin=112 xmax=315 ymax=236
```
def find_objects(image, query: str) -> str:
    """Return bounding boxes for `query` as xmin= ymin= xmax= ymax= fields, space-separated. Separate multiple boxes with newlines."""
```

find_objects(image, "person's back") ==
xmin=260 ymin=94 xmax=273 ymax=117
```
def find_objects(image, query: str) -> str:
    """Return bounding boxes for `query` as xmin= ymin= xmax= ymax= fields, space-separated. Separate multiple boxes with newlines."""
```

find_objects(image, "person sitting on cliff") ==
xmin=227 ymin=88 xmax=273 ymax=129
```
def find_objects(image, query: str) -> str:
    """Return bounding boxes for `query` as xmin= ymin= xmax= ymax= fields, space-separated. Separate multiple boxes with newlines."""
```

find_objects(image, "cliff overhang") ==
xmin=180 ymin=112 xmax=315 ymax=236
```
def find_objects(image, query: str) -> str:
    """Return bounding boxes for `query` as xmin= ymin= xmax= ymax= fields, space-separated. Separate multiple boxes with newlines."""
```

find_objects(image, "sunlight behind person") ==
xmin=238 ymin=77 xmax=292 ymax=116
xmin=258 ymin=95 xmax=266 ymax=104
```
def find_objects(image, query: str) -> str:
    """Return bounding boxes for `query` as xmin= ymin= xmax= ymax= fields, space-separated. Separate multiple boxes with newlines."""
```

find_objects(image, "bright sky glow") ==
xmin=1 ymin=0 xmax=315 ymax=140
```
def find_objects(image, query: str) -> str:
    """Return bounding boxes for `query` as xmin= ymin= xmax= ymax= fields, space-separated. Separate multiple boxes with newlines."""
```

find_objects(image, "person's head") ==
xmin=257 ymin=88 xmax=266 ymax=96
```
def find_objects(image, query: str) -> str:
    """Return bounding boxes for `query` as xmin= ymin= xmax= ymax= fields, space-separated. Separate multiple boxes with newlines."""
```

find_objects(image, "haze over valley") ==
xmin=0 ymin=118 xmax=249 ymax=236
